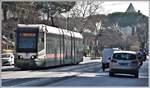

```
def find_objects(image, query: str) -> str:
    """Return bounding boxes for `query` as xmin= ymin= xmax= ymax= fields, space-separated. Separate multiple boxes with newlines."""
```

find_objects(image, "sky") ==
xmin=101 ymin=1 xmax=149 ymax=16
xmin=62 ymin=1 xmax=149 ymax=17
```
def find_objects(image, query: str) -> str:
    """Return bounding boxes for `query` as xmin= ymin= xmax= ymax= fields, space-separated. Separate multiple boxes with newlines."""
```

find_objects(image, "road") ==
xmin=1 ymin=57 xmax=148 ymax=87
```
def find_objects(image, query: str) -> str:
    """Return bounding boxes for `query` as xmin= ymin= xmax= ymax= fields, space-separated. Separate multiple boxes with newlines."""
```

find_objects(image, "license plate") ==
xmin=119 ymin=63 xmax=128 ymax=65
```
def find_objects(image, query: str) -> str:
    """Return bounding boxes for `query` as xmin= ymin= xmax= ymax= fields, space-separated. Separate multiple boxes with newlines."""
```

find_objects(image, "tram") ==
xmin=14 ymin=24 xmax=83 ymax=69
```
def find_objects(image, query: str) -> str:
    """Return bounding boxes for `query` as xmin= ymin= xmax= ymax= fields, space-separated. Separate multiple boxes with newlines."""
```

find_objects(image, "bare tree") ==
xmin=68 ymin=1 xmax=104 ymax=32
xmin=34 ymin=2 xmax=75 ymax=26
xmin=64 ymin=1 xmax=104 ymax=57
xmin=15 ymin=2 xmax=40 ymax=23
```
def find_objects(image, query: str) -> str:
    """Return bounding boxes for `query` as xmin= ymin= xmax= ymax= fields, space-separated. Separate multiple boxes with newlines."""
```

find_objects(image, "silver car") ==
xmin=109 ymin=51 xmax=140 ymax=78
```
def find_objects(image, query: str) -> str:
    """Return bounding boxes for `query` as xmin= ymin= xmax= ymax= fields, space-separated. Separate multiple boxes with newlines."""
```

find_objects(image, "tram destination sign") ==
xmin=20 ymin=32 xmax=36 ymax=37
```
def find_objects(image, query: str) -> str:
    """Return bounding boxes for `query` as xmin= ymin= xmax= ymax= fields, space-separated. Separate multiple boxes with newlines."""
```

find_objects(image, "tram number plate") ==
xmin=26 ymin=53 xmax=29 ymax=57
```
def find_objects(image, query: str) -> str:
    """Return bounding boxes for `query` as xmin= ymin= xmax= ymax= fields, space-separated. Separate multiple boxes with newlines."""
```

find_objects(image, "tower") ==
xmin=126 ymin=3 xmax=136 ymax=13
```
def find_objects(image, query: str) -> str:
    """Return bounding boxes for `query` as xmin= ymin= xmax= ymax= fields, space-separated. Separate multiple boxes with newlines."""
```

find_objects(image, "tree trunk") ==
xmin=51 ymin=16 xmax=54 ymax=26
xmin=47 ymin=12 xmax=49 ymax=22
xmin=3 ymin=9 xmax=7 ymax=21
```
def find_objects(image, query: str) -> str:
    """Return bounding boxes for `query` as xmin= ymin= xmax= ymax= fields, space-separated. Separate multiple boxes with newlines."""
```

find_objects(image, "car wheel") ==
xmin=134 ymin=71 xmax=139 ymax=78
xmin=102 ymin=68 xmax=105 ymax=72
xmin=9 ymin=63 xmax=12 ymax=66
xmin=102 ymin=63 xmax=105 ymax=72
xmin=10 ymin=61 xmax=14 ymax=66
xmin=109 ymin=71 xmax=114 ymax=76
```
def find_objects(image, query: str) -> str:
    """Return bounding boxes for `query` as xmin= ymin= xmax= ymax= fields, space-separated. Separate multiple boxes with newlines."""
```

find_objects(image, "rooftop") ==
xmin=126 ymin=3 xmax=136 ymax=13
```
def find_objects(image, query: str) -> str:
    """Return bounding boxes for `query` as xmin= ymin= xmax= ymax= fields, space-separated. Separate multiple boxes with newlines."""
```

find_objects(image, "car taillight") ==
xmin=111 ymin=59 xmax=117 ymax=62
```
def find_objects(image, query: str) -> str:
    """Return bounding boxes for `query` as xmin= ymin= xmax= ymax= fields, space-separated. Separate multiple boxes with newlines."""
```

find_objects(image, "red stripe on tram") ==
xmin=46 ymin=54 xmax=64 ymax=59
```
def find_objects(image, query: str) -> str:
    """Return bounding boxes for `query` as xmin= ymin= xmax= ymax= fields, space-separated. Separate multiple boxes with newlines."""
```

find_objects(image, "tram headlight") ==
xmin=31 ymin=55 xmax=36 ymax=59
xmin=18 ymin=55 xmax=23 ymax=59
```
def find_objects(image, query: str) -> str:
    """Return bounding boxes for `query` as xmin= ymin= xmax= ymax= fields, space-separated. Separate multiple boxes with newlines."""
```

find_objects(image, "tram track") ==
xmin=14 ymin=63 xmax=100 ymax=86
xmin=2 ymin=60 xmax=101 ymax=87
xmin=37 ymin=63 xmax=101 ymax=86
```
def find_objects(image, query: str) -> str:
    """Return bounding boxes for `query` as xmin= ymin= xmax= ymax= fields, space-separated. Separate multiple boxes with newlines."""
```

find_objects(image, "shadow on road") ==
xmin=109 ymin=74 xmax=135 ymax=78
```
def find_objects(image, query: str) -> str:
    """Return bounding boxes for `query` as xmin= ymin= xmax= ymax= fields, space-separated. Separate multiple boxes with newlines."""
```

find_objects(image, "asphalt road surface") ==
xmin=1 ymin=57 xmax=148 ymax=87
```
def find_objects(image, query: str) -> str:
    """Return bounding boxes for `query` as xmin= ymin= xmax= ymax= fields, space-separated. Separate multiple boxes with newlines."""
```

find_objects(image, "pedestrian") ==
xmin=142 ymin=50 xmax=147 ymax=61
xmin=137 ymin=50 xmax=143 ymax=66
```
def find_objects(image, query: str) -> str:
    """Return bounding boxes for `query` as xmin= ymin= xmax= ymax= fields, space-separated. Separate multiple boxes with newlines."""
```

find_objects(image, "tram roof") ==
xmin=18 ymin=24 xmax=43 ymax=28
xmin=46 ymin=25 xmax=61 ymax=35
xmin=17 ymin=24 xmax=83 ymax=39
xmin=17 ymin=24 xmax=61 ymax=35
xmin=72 ymin=31 xmax=83 ymax=39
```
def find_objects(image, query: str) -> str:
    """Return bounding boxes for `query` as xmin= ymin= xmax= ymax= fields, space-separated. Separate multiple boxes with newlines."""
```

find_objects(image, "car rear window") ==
xmin=113 ymin=53 xmax=136 ymax=60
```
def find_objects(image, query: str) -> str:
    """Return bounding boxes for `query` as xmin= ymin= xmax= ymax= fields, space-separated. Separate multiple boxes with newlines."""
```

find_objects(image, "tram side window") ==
xmin=76 ymin=39 xmax=83 ymax=55
xmin=79 ymin=39 xmax=83 ymax=51
xmin=46 ymin=36 xmax=54 ymax=54
xmin=46 ymin=34 xmax=59 ymax=54
xmin=69 ymin=37 xmax=71 ymax=54
xmin=57 ymin=39 xmax=60 ymax=54
xmin=64 ymin=36 xmax=67 ymax=57
xmin=38 ymin=32 xmax=44 ymax=51
xmin=60 ymin=35 xmax=63 ymax=54
xmin=75 ymin=39 xmax=79 ymax=55
xmin=66 ymin=36 xmax=71 ymax=54
xmin=64 ymin=35 xmax=70 ymax=58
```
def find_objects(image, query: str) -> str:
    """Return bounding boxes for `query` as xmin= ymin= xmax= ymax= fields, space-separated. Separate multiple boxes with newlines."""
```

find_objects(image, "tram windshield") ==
xmin=19 ymin=32 xmax=36 ymax=49
xmin=16 ymin=28 xmax=38 ymax=52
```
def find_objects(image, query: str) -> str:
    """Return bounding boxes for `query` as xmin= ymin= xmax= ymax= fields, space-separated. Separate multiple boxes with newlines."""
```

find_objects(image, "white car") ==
xmin=109 ymin=51 xmax=140 ymax=78
xmin=102 ymin=48 xmax=120 ymax=71
xmin=2 ymin=53 xmax=14 ymax=66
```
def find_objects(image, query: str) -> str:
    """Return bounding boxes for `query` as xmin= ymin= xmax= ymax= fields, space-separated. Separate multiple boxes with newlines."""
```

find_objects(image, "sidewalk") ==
xmin=1 ymin=66 xmax=19 ymax=71
xmin=82 ymin=56 xmax=102 ymax=63
xmin=83 ymin=56 xmax=102 ymax=60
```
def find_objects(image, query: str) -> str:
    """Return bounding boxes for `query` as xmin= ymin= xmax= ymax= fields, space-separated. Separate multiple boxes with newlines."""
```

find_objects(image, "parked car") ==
xmin=109 ymin=51 xmax=140 ymax=78
xmin=2 ymin=53 xmax=14 ymax=66
xmin=102 ymin=48 xmax=120 ymax=71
